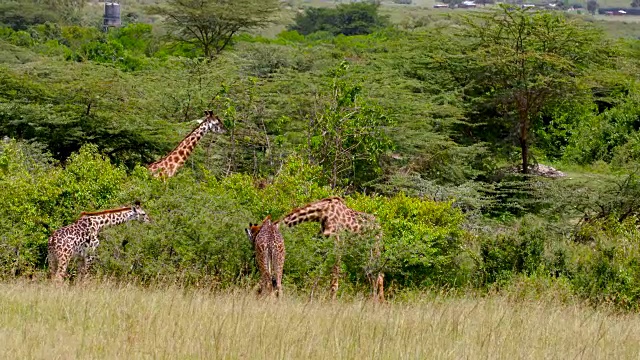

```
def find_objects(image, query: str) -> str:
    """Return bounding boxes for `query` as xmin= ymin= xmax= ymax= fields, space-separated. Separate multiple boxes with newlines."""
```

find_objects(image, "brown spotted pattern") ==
xmin=47 ymin=202 xmax=150 ymax=281
xmin=278 ymin=197 xmax=384 ymax=302
xmin=245 ymin=215 xmax=286 ymax=297
xmin=147 ymin=110 xmax=225 ymax=178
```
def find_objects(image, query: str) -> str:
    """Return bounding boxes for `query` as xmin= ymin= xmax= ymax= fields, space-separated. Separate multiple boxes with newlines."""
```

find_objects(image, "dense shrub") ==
xmin=289 ymin=3 xmax=390 ymax=36
xmin=477 ymin=220 xmax=546 ymax=286
xmin=0 ymin=2 xmax=59 ymax=31
xmin=570 ymin=217 xmax=640 ymax=310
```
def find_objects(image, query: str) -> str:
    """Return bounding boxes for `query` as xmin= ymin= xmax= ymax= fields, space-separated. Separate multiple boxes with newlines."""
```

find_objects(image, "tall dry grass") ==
xmin=1 ymin=280 xmax=640 ymax=359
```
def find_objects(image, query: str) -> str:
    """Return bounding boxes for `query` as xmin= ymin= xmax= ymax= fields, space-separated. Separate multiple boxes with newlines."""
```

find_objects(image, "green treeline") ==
xmin=3 ymin=1 xmax=640 ymax=308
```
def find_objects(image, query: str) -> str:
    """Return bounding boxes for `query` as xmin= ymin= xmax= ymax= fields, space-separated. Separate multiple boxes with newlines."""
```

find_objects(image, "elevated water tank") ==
xmin=103 ymin=2 xmax=121 ymax=29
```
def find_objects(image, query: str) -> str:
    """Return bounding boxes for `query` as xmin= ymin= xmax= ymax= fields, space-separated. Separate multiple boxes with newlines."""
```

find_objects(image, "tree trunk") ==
xmin=520 ymin=115 xmax=529 ymax=174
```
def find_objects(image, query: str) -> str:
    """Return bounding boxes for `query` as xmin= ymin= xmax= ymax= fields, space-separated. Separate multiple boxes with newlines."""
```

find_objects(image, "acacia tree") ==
xmin=148 ymin=0 xmax=279 ymax=59
xmin=433 ymin=6 xmax=608 ymax=173
xmin=307 ymin=62 xmax=394 ymax=189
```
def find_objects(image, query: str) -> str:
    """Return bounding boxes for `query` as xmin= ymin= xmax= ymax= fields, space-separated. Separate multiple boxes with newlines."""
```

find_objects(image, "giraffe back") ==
xmin=48 ymin=217 xmax=94 ymax=260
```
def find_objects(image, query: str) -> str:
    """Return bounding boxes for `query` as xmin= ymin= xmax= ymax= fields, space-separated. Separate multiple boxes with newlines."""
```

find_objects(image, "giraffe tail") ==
xmin=271 ymin=276 xmax=277 ymax=289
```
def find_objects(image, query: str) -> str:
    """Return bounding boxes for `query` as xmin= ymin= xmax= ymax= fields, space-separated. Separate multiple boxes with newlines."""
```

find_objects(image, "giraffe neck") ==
xmin=85 ymin=210 xmax=136 ymax=233
xmin=167 ymin=126 xmax=208 ymax=163
xmin=281 ymin=202 xmax=331 ymax=227
xmin=149 ymin=122 xmax=212 ymax=177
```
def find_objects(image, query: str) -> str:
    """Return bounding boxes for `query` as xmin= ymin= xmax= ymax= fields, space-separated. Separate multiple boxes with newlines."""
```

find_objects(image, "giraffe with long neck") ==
xmin=148 ymin=110 xmax=225 ymax=178
xmin=277 ymin=197 xmax=384 ymax=302
xmin=48 ymin=201 xmax=151 ymax=281
xmin=245 ymin=215 xmax=286 ymax=298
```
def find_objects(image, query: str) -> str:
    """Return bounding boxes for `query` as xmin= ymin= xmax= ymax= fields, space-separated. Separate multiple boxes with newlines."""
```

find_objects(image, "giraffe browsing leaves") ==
xmin=278 ymin=197 xmax=384 ymax=302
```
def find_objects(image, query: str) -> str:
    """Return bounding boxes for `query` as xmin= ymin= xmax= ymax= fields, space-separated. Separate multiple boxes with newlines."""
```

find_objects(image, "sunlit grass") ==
xmin=1 ymin=280 xmax=640 ymax=359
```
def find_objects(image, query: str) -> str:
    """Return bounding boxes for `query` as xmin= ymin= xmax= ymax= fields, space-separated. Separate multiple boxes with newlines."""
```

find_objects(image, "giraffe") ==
xmin=147 ymin=110 xmax=226 ymax=178
xmin=245 ymin=215 xmax=286 ymax=298
xmin=47 ymin=201 xmax=151 ymax=282
xmin=277 ymin=197 xmax=384 ymax=302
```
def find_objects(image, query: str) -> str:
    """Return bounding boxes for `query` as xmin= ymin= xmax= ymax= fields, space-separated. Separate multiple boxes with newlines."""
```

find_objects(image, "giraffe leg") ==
xmin=368 ymin=272 xmax=385 ymax=303
xmin=48 ymin=251 xmax=58 ymax=280
xmin=78 ymin=254 xmax=94 ymax=282
xmin=376 ymin=272 xmax=385 ymax=303
xmin=259 ymin=271 xmax=272 ymax=297
xmin=330 ymin=258 xmax=340 ymax=301
xmin=54 ymin=254 xmax=70 ymax=283
xmin=257 ymin=249 xmax=272 ymax=297
xmin=274 ymin=260 xmax=283 ymax=299
xmin=330 ymin=235 xmax=341 ymax=301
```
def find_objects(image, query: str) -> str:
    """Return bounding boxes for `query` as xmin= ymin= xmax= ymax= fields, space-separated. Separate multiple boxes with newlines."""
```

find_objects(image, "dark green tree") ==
xmin=289 ymin=3 xmax=389 ymax=36
xmin=430 ymin=6 xmax=608 ymax=174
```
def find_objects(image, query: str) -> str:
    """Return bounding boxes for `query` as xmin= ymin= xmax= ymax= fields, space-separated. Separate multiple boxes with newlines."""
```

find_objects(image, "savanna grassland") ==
xmin=2 ymin=280 xmax=640 ymax=359
xmin=5 ymin=0 xmax=640 ymax=357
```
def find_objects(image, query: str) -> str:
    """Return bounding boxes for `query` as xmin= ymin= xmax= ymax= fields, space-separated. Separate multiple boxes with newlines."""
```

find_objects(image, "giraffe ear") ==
xmin=134 ymin=200 xmax=141 ymax=207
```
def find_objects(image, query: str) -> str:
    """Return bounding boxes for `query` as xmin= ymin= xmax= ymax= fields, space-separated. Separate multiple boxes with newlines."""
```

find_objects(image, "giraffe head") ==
xmin=131 ymin=200 xmax=151 ymax=223
xmin=197 ymin=110 xmax=226 ymax=134
xmin=245 ymin=215 xmax=272 ymax=245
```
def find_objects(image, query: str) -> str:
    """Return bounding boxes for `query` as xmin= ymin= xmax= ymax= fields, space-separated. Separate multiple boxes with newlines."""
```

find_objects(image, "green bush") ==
xmin=289 ymin=3 xmax=390 ymax=36
xmin=477 ymin=219 xmax=546 ymax=286
xmin=347 ymin=193 xmax=467 ymax=288
xmin=570 ymin=217 xmax=640 ymax=309
xmin=0 ymin=2 xmax=59 ymax=31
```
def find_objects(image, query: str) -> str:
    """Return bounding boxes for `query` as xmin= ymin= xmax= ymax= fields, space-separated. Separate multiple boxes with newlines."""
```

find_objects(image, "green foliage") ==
xmin=478 ymin=220 xmax=546 ymax=286
xmin=427 ymin=5 xmax=609 ymax=173
xmin=571 ymin=217 xmax=640 ymax=309
xmin=0 ymin=142 xmax=472 ymax=295
xmin=306 ymin=61 xmax=394 ymax=189
xmin=0 ymin=2 xmax=59 ymax=31
xmin=0 ymin=142 xmax=127 ymax=275
xmin=563 ymin=87 xmax=640 ymax=166
xmin=147 ymin=0 xmax=279 ymax=59
xmin=347 ymin=193 xmax=467 ymax=288
xmin=289 ymin=3 xmax=390 ymax=36
xmin=3 ymin=3 xmax=640 ymax=308
xmin=0 ymin=64 xmax=171 ymax=166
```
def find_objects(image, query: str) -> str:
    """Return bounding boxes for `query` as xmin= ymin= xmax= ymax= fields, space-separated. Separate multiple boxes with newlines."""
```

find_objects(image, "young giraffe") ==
xmin=147 ymin=110 xmax=225 ymax=178
xmin=245 ymin=215 xmax=286 ymax=297
xmin=277 ymin=197 xmax=384 ymax=302
xmin=48 ymin=201 xmax=151 ymax=281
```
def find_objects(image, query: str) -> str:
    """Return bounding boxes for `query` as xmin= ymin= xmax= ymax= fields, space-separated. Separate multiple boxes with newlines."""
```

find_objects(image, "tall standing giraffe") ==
xmin=147 ymin=110 xmax=226 ymax=178
xmin=277 ymin=197 xmax=384 ymax=302
xmin=48 ymin=201 xmax=151 ymax=281
xmin=245 ymin=215 xmax=286 ymax=297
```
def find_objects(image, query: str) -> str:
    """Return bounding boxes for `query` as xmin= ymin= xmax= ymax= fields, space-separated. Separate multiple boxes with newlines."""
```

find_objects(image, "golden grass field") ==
xmin=1 ymin=281 xmax=640 ymax=359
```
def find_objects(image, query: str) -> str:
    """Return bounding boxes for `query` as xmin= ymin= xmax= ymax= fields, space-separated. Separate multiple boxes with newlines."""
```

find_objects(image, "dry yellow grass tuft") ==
xmin=1 ymin=281 xmax=640 ymax=359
